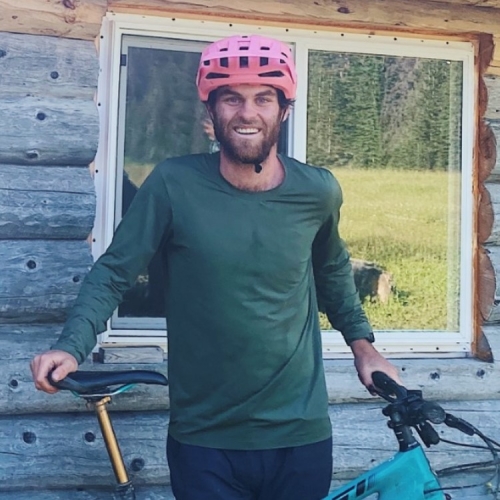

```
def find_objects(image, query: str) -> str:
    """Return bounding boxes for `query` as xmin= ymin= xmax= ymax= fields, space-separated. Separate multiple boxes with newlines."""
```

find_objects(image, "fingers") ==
xmin=51 ymin=359 xmax=76 ymax=384
xmin=30 ymin=354 xmax=58 ymax=394
xmin=30 ymin=351 xmax=77 ymax=394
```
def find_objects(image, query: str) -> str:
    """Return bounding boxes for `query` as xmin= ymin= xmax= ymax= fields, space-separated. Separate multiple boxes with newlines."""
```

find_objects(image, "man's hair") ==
xmin=277 ymin=90 xmax=295 ymax=110
xmin=207 ymin=88 xmax=295 ymax=111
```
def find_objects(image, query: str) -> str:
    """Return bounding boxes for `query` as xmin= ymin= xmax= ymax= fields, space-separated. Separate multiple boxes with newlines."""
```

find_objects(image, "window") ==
xmin=95 ymin=14 xmax=475 ymax=355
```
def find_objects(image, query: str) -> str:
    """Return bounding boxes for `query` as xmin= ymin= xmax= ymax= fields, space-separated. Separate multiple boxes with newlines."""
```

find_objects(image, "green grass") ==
xmin=124 ymin=161 xmax=461 ymax=331
xmin=323 ymin=167 xmax=461 ymax=331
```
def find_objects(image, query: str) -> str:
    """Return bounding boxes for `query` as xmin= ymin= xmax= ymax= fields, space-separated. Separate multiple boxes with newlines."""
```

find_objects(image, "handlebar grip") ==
xmin=372 ymin=371 xmax=407 ymax=401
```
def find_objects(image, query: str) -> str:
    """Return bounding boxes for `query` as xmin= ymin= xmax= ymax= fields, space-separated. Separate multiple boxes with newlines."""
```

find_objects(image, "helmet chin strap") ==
xmin=254 ymin=163 xmax=263 ymax=174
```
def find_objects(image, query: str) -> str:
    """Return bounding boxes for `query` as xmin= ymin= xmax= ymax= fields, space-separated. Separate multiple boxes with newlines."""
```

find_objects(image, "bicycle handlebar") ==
xmin=371 ymin=371 xmax=407 ymax=402
xmin=372 ymin=371 xmax=446 ymax=422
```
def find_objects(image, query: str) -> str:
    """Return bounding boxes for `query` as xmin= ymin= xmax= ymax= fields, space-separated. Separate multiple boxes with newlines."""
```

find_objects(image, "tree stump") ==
xmin=351 ymin=258 xmax=393 ymax=303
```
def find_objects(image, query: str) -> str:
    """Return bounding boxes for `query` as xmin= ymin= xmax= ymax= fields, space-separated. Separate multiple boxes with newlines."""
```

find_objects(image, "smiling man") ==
xmin=31 ymin=35 xmax=399 ymax=500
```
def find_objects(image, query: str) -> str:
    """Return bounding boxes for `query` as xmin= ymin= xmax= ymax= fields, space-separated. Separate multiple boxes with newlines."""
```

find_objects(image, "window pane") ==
xmin=307 ymin=51 xmax=462 ymax=331
xmin=116 ymin=40 xmax=211 ymax=324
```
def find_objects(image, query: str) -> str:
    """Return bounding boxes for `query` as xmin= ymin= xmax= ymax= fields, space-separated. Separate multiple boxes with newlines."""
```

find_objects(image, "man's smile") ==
xmin=234 ymin=127 xmax=260 ymax=135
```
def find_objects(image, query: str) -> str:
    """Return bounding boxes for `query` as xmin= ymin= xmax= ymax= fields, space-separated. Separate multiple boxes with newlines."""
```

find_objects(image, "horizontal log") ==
xmin=485 ymin=120 xmax=500 ymax=181
xmin=0 ymin=411 xmax=169 ymax=491
xmin=0 ymin=165 xmax=95 ymax=239
xmin=2 ymin=487 xmax=175 ymax=500
xmin=1 ymin=480 xmax=492 ymax=500
xmin=0 ymin=0 xmax=106 ymax=41
xmin=2 ymin=358 xmax=170 ymax=415
xmin=0 ymin=95 xmax=98 ymax=165
xmin=0 ymin=240 xmax=93 ymax=322
xmin=430 ymin=0 xmax=500 ymax=6
xmin=479 ymin=121 xmax=498 ymax=184
xmin=485 ymin=74 xmax=500 ymax=121
xmin=97 ymin=346 xmax=165 ymax=364
xmin=5 ymin=336 xmax=500 ymax=415
xmin=478 ymin=246 xmax=495 ymax=326
xmin=109 ymin=0 xmax=500 ymax=75
xmin=0 ymin=324 xmax=63 ymax=359
xmin=486 ymin=183 xmax=500 ymax=244
xmin=1 ymin=400 xmax=499 ymax=491
xmin=485 ymin=246 xmax=500 ymax=322
xmin=479 ymin=183 xmax=494 ymax=244
xmin=0 ymin=33 xmax=98 ymax=99
xmin=110 ymin=0 xmax=500 ymax=35
xmin=489 ymin=58 xmax=500 ymax=76
xmin=0 ymin=325 xmax=169 ymax=414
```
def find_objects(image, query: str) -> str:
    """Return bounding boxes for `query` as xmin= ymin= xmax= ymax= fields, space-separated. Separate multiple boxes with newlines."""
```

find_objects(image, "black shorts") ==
xmin=167 ymin=434 xmax=333 ymax=500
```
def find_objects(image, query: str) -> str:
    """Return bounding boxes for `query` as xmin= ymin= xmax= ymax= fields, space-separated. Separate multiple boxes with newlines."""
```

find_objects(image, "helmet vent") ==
xmin=259 ymin=70 xmax=285 ymax=78
xmin=220 ymin=57 xmax=229 ymax=68
xmin=239 ymin=46 xmax=249 ymax=51
xmin=220 ymin=47 xmax=228 ymax=52
xmin=260 ymin=57 xmax=269 ymax=66
xmin=206 ymin=72 xmax=230 ymax=80
xmin=261 ymin=46 xmax=270 ymax=50
xmin=240 ymin=56 xmax=249 ymax=68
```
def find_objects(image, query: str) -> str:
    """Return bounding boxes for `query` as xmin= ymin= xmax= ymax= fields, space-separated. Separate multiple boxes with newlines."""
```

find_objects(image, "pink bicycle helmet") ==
xmin=196 ymin=35 xmax=297 ymax=102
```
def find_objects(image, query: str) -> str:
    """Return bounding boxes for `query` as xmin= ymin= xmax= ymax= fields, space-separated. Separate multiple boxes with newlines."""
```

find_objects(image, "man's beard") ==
xmin=212 ymin=114 xmax=282 ymax=166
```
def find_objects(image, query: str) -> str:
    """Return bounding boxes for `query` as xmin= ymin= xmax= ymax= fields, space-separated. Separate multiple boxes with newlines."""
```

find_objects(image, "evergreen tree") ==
xmin=124 ymin=46 xmax=209 ymax=166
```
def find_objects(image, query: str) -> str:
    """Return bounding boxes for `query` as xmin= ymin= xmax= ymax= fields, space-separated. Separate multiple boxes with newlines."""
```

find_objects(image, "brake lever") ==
xmin=416 ymin=421 xmax=440 ymax=447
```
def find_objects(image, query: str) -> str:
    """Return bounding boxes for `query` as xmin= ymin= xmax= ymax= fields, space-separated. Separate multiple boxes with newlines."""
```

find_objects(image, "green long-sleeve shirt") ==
xmin=54 ymin=153 xmax=373 ymax=449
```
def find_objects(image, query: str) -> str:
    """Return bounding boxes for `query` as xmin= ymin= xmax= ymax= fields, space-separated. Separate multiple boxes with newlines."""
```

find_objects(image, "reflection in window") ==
xmin=307 ymin=51 xmax=463 ymax=331
xmin=115 ymin=39 xmax=210 ymax=325
xmin=111 ymin=36 xmax=466 ymax=336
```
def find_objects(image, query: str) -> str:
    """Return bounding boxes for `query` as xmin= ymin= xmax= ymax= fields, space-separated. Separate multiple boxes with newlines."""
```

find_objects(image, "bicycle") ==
xmin=49 ymin=370 xmax=500 ymax=500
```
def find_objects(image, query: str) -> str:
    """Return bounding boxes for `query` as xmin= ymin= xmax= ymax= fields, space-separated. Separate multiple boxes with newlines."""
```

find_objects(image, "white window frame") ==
xmin=94 ymin=13 xmax=476 ymax=357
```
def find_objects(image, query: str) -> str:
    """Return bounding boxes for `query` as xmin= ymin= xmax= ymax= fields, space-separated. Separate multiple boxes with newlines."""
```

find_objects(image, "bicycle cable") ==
xmin=425 ymin=422 xmax=500 ymax=498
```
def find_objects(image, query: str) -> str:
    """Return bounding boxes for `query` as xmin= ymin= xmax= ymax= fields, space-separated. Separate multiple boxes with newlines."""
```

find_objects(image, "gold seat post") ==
xmin=93 ymin=396 xmax=130 ymax=485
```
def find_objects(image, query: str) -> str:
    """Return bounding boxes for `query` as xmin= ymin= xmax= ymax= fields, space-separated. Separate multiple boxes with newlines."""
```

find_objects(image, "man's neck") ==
xmin=219 ymin=150 xmax=285 ymax=192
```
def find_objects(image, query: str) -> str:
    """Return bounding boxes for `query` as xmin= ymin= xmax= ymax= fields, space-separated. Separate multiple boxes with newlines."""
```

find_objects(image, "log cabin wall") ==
xmin=2 ymin=0 xmax=500 ymax=498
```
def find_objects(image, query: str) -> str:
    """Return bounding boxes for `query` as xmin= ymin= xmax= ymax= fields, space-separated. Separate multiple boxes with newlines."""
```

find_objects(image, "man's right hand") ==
xmin=30 ymin=350 xmax=78 ymax=394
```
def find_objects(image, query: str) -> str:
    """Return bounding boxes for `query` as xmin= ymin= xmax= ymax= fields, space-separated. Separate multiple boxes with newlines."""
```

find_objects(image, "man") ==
xmin=31 ymin=34 xmax=400 ymax=500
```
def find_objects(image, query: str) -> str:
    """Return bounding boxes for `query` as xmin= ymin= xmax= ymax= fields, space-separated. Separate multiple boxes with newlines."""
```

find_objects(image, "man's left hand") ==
xmin=350 ymin=338 xmax=402 ymax=394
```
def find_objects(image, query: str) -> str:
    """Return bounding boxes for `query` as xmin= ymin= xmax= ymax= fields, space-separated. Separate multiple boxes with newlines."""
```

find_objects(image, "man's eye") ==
xmin=257 ymin=97 xmax=272 ymax=105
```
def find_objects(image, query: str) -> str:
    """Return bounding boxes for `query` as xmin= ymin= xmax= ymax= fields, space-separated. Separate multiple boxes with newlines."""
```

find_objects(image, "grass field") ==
xmin=124 ymin=161 xmax=461 ymax=331
xmin=329 ymin=167 xmax=461 ymax=331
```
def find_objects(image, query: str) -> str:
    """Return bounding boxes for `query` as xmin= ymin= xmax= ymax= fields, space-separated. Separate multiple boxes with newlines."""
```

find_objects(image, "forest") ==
xmin=306 ymin=51 xmax=462 ymax=171
xmin=122 ymin=46 xmax=463 ymax=174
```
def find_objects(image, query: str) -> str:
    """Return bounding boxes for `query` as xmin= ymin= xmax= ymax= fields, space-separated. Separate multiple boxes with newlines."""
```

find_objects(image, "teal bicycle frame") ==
xmin=323 ymin=445 xmax=443 ymax=500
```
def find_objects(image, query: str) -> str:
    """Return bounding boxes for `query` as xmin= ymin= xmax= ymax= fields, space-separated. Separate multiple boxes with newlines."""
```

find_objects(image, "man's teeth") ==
xmin=235 ymin=128 xmax=259 ymax=134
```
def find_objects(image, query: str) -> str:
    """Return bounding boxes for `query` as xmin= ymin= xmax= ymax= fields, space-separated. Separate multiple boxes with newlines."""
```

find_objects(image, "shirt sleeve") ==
xmin=311 ymin=173 xmax=374 ymax=346
xmin=52 ymin=164 xmax=173 ymax=363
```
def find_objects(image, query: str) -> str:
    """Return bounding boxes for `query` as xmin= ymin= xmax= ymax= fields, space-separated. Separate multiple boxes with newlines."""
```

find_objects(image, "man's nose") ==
xmin=237 ymin=100 xmax=258 ymax=120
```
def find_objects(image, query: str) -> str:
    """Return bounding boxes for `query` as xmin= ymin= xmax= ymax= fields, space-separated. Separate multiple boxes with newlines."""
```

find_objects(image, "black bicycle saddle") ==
xmin=48 ymin=370 xmax=168 ymax=394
